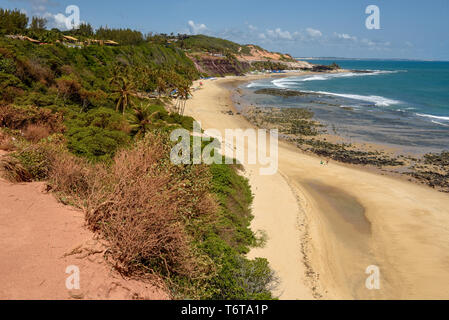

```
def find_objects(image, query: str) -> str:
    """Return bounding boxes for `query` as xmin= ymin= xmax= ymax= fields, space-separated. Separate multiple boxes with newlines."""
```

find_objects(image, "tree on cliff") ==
xmin=0 ymin=8 xmax=28 ymax=34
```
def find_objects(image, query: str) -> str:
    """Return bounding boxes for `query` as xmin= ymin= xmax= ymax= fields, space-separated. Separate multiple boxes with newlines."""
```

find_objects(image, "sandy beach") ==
xmin=185 ymin=75 xmax=449 ymax=300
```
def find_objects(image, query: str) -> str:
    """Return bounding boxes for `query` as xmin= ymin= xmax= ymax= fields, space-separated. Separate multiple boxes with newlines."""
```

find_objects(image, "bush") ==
xmin=49 ymin=151 xmax=94 ymax=203
xmin=0 ymin=140 xmax=58 ymax=182
xmin=53 ymin=131 xmax=216 ymax=277
xmin=67 ymin=126 xmax=129 ymax=160
xmin=0 ymin=57 xmax=16 ymax=74
xmin=23 ymin=124 xmax=51 ymax=142
xmin=0 ymin=156 xmax=33 ymax=182
xmin=0 ymin=104 xmax=65 ymax=133
xmin=0 ymin=130 xmax=15 ymax=151
xmin=181 ymin=162 xmax=276 ymax=300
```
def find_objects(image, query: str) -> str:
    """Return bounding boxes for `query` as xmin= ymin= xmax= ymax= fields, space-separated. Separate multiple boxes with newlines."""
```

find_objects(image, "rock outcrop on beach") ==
xmin=188 ymin=53 xmax=251 ymax=76
xmin=181 ymin=35 xmax=312 ymax=76
xmin=310 ymin=62 xmax=341 ymax=72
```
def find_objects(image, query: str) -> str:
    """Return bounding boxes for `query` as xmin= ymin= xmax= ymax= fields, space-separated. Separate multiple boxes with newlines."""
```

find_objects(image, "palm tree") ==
xmin=112 ymin=76 xmax=136 ymax=115
xmin=174 ymin=83 xmax=191 ymax=115
xmin=128 ymin=103 xmax=176 ymax=137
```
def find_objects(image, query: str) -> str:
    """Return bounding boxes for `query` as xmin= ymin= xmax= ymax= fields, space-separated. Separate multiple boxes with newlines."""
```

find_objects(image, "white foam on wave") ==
xmin=431 ymin=120 xmax=449 ymax=127
xmin=246 ymin=82 xmax=266 ymax=88
xmin=270 ymin=70 xmax=403 ymax=87
xmin=312 ymin=91 xmax=402 ymax=107
xmin=264 ymin=69 xmax=404 ymax=89
xmin=416 ymin=113 xmax=449 ymax=121
xmin=270 ymin=77 xmax=301 ymax=88
xmin=301 ymin=75 xmax=328 ymax=81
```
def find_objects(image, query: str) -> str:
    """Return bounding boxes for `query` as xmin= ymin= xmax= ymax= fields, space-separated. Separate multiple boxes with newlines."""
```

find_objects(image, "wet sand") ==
xmin=186 ymin=75 xmax=449 ymax=299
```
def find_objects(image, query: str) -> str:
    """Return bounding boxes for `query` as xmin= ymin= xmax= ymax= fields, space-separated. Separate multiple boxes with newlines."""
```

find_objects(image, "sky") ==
xmin=2 ymin=0 xmax=449 ymax=60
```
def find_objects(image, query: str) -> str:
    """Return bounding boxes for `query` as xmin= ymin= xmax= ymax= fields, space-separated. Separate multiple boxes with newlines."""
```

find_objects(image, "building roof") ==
xmin=104 ymin=40 xmax=119 ymax=45
xmin=63 ymin=35 xmax=79 ymax=41
xmin=24 ymin=36 xmax=40 ymax=43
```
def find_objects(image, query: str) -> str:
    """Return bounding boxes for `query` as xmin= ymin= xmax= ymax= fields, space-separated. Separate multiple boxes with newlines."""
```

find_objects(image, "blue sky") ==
xmin=3 ymin=0 xmax=449 ymax=60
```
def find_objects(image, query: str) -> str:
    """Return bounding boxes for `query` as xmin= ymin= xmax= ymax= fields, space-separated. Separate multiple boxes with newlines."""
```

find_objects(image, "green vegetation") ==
xmin=0 ymin=7 xmax=276 ymax=299
xmin=192 ymin=163 xmax=276 ymax=299
xmin=177 ymin=34 xmax=252 ymax=55
xmin=251 ymin=61 xmax=290 ymax=71
xmin=0 ymin=8 xmax=28 ymax=34
xmin=0 ymin=31 xmax=198 ymax=158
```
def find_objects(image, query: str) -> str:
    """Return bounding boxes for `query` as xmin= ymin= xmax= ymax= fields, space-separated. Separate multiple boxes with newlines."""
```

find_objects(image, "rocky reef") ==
xmin=310 ymin=62 xmax=340 ymax=72
xmin=241 ymin=104 xmax=448 ymax=192
xmin=254 ymin=88 xmax=319 ymax=98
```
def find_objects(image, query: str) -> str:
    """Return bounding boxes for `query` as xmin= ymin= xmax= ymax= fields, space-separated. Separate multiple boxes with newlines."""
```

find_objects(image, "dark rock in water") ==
xmin=311 ymin=62 xmax=340 ymax=72
xmin=254 ymin=88 xmax=318 ymax=98
xmin=350 ymin=69 xmax=375 ymax=74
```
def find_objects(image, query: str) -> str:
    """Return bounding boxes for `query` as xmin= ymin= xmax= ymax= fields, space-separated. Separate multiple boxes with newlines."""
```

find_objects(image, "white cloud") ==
xmin=330 ymin=32 xmax=391 ymax=51
xmin=248 ymin=24 xmax=257 ymax=31
xmin=335 ymin=32 xmax=357 ymax=41
xmin=53 ymin=13 xmax=68 ymax=29
xmin=15 ymin=0 xmax=57 ymax=14
xmin=177 ymin=21 xmax=393 ymax=55
xmin=306 ymin=28 xmax=322 ymax=38
xmin=188 ymin=20 xmax=208 ymax=35
xmin=266 ymin=28 xmax=293 ymax=40
xmin=359 ymin=38 xmax=391 ymax=50
xmin=361 ymin=38 xmax=376 ymax=46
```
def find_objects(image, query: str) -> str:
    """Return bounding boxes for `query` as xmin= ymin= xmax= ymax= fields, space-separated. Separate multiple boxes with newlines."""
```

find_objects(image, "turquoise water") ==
xmin=242 ymin=59 xmax=449 ymax=153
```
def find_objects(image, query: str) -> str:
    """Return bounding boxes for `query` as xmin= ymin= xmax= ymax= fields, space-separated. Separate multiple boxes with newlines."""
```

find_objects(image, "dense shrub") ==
xmin=49 ymin=132 xmax=216 ymax=277
xmin=0 ymin=56 xmax=16 ymax=74
xmin=0 ymin=137 xmax=62 ymax=182
xmin=23 ymin=124 xmax=51 ymax=142
xmin=0 ymin=9 xmax=28 ymax=34
xmin=66 ymin=126 xmax=129 ymax=160
xmin=0 ymin=130 xmax=15 ymax=151
xmin=182 ymin=162 xmax=275 ymax=300
xmin=0 ymin=104 xmax=65 ymax=133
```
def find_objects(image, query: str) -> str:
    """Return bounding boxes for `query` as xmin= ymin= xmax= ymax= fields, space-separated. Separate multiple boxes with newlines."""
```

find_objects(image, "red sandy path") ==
xmin=0 ymin=155 xmax=168 ymax=300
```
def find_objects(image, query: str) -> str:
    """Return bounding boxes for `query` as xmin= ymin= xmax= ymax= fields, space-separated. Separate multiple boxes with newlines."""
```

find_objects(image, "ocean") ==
xmin=241 ymin=59 xmax=449 ymax=153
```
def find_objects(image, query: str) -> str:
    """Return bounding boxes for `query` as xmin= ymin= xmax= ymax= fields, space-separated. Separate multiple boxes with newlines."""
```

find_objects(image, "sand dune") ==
xmin=186 ymin=76 xmax=449 ymax=300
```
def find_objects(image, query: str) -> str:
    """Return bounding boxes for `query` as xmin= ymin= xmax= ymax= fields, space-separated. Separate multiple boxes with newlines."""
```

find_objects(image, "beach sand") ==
xmin=185 ymin=75 xmax=449 ymax=300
